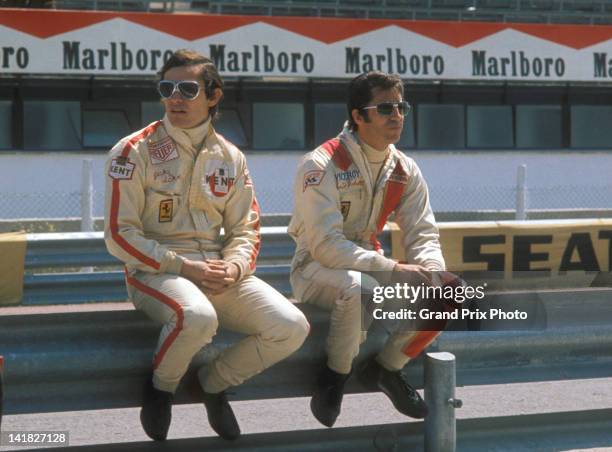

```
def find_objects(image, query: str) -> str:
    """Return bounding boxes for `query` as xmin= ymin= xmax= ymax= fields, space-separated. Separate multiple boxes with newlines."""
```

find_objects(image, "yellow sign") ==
xmin=0 ymin=231 xmax=27 ymax=306
xmin=390 ymin=219 xmax=612 ymax=273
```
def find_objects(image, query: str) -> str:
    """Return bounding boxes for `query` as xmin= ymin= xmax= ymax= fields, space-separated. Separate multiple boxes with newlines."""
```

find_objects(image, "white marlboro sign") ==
xmin=2 ymin=8 xmax=612 ymax=82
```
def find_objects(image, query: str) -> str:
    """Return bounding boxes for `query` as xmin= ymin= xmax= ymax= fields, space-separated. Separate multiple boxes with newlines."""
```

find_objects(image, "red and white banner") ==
xmin=2 ymin=8 xmax=612 ymax=81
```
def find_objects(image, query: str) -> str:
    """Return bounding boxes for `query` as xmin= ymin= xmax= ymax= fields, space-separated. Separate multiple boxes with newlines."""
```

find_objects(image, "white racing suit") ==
xmin=105 ymin=116 xmax=309 ymax=393
xmin=289 ymin=125 xmax=445 ymax=374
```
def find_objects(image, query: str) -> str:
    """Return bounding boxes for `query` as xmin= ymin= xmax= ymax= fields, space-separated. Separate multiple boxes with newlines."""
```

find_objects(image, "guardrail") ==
xmin=24 ymin=226 xmax=307 ymax=269
xmin=19 ymin=221 xmax=612 ymax=306
xmin=5 ymin=227 xmax=612 ymax=450
xmin=3 ymin=303 xmax=612 ymax=416
xmin=21 ymin=227 xmax=387 ymax=305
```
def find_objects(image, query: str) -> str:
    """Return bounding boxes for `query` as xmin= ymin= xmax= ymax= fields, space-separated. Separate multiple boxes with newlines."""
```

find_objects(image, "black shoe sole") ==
xmin=140 ymin=409 xmax=170 ymax=441
xmin=210 ymin=424 xmax=241 ymax=441
xmin=202 ymin=401 xmax=241 ymax=440
xmin=379 ymin=386 xmax=428 ymax=419
xmin=358 ymin=360 xmax=428 ymax=419
xmin=310 ymin=395 xmax=338 ymax=428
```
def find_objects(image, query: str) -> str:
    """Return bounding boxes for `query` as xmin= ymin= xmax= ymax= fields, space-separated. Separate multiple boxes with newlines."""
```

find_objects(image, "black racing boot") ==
xmin=310 ymin=364 xmax=351 ymax=427
xmin=140 ymin=377 xmax=173 ymax=441
xmin=358 ymin=357 xmax=428 ymax=419
xmin=202 ymin=390 xmax=241 ymax=440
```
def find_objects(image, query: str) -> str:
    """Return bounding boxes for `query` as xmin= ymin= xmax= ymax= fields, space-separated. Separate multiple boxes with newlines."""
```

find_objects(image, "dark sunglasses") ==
xmin=158 ymin=80 xmax=202 ymax=100
xmin=361 ymin=101 xmax=411 ymax=116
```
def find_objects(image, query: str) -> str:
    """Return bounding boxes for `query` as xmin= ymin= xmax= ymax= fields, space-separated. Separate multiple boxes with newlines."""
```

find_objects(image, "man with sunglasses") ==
xmin=289 ymin=71 xmax=446 ymax=427
xmin=104 ymin=49 xmax=309 ymax=442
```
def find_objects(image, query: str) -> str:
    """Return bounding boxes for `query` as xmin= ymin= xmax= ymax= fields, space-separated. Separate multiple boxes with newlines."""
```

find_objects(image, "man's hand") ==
xmin=205 ymin=259 xmax=241 ymax=293
xmin=392 ymin=263 xmax=433 ymax=286
xmin=180 ymin=259 xmax=240 ymax=295
xmin=393 ymin=264 xmax=462 ymax=288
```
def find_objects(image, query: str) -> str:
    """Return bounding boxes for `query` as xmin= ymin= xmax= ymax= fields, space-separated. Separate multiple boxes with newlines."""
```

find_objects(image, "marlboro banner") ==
xmin=3 ymin=8 xmax=612 ymax=82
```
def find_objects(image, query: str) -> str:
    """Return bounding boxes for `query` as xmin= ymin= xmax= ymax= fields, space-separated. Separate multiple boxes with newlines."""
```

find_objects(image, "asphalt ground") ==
xmin=3 ymin=301 xmax=612 ymax=451
xmin=2 ymin=377 xmax=612 ymax=451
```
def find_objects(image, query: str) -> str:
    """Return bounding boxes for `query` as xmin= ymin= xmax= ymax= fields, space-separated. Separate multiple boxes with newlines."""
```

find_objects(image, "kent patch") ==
xmin=108 ymin=157 xmax=135 ymax=180
xmin=341 ymin=201 xmax=351 ymax=220
xmin=158 ymin=199 xmax=173 ymax=222
xmin=204 ymin=160 xmax=235 ymax=197
xmin=303 ymin=170 xmax=325 ymax=192
xmin=148 ymin=136 xmax=179 ymax=165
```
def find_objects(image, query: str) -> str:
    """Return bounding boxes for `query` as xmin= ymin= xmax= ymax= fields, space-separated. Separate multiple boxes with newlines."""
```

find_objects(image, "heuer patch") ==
xmin=148 ymin=136 xmax=179 ymax=165
xmin=341 ymin=201 xmax=351 ymax=220
xmin=203 ymin=160 xmax=235 ymax=197
xmin=303 ymin=170 xmax=325 ymax=192
xmin=108 ymin=157 xmax=135 ymax=180
xmin=158 ymin=199 xmax=173 ymax=222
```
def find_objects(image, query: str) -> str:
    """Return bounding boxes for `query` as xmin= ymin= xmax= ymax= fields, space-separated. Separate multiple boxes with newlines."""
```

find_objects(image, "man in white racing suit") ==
xmin=289 ymin=71 xmax=450 ymax=427
xmin=104 ymin=49 xmax=309 ymax=441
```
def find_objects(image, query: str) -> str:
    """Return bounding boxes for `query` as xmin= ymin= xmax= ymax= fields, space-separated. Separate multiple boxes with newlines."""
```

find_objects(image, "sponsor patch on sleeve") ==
xmin=148 ymin=136 xmax=179 ymax=165
xmin=158 ymin=199 xmax=173 ymax=222
xmin=303 ymin=170 xmax=325 ymax=192
xmin=108 ymin=156 xmax=135 ymax=180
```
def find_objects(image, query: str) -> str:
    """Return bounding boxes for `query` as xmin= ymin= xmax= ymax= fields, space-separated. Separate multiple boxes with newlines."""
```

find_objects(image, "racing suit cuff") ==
xmin=226 ymin=257 xmax=248 ymax=281
xmin=422 ymin=259 xmax=445 ymax=271
xmin=371 ymin=254 xmax=397 ymax=273
xmin=160 ymin=252 xmax=185 ymax=275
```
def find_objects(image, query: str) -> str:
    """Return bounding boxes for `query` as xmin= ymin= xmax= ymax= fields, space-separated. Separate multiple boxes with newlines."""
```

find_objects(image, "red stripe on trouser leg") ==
xmin=126 ymin=275 xmax=184 ymax=370
xmin=402 ymin=330 xmax=440 ymax=358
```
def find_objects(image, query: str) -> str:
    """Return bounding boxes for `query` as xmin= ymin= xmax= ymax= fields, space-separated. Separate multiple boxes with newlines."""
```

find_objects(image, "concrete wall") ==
xmin=1 ymin=150 xmax=610 ymax=219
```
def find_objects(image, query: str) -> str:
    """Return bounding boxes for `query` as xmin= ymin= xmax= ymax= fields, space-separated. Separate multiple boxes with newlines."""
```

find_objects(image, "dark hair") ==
xmin=158 ymin=49 xmax=224 ymax=119
xmin=347 ymin=71 xmax=404 ymax=131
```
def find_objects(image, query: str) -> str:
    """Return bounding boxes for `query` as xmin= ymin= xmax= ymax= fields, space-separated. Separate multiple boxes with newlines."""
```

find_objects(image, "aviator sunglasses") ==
xmin=158 ymin=80 xmax=202 ymax=100
xmin=361 ymin=101 xmax=411 ymax=116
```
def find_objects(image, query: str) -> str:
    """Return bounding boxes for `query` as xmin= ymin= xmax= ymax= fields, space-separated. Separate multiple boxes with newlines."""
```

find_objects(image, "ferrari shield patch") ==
xmin=158 ymin=199 xmax=173 ymax=222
